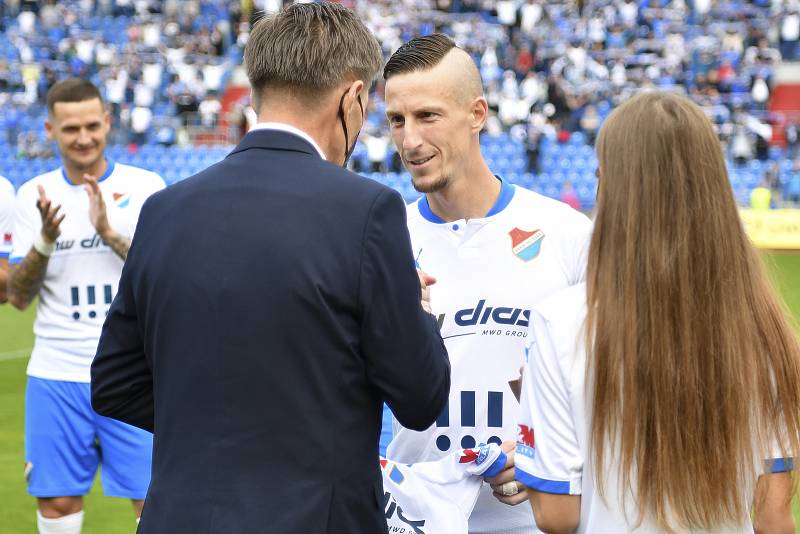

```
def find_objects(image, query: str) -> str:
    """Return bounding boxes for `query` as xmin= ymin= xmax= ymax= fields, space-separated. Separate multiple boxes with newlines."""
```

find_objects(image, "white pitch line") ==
xmin=0 ymin=348 xmax=31 ymax=362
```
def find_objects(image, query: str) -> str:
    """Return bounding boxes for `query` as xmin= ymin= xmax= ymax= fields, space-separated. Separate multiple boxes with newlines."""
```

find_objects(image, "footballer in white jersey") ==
xmin=0 ymin=175 xmax=14 ymax=302
xmin=11 ymin=162 xmax=165 ymax=381
xmin=388 ymin=179 xmax=591 ymax=532
xmin=7 ymin=79 xmax=164 ymax=532
xmin=383 ymin=35 xmax=591 ymax=534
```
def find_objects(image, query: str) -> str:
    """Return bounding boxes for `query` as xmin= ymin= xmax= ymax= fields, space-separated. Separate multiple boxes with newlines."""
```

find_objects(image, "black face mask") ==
xmin=338 ymin=91 xmax=364 ymax=168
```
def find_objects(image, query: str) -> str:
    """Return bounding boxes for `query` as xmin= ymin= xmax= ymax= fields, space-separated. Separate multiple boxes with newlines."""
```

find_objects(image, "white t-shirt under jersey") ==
xmin=516 ymin=283 xmax=791 ymax=533
xmin=0 ymin=176 xmax=14 ymax=258
xmin=11 ymin=162 xmax=165 ymax=383
xmin=387 ymin=178 xmax=592 ymax=533
xmin=383 ymin=443 xmax=507 ymax=534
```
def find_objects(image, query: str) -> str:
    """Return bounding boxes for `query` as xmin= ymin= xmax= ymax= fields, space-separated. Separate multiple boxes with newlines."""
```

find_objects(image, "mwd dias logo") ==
xmin=439 ymin=300 xmax=530 ymax=330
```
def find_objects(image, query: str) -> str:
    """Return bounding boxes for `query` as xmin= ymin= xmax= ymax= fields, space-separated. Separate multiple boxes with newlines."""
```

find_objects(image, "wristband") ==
xmin=33 ymin=234 xmax=55 ymax=257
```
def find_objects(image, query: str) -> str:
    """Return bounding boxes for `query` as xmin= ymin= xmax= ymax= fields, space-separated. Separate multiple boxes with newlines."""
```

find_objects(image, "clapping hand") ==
xmin=36 ymin=185 xmax=65 ymax=243
xmin=84 ymin=174 xmax=111 ymax=238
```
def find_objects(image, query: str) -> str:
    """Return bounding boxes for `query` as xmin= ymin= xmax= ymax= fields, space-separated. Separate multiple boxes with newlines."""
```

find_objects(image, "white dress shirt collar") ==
xmin=249 ymin=122 xmax=327 ymax=160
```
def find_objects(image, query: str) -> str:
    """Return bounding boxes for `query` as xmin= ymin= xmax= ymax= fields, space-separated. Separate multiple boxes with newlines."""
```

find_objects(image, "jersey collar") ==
xmin=61 ymin=160 xmax=115 ymax=186
xmin=418 ymin=175 xmax=515 ymax=224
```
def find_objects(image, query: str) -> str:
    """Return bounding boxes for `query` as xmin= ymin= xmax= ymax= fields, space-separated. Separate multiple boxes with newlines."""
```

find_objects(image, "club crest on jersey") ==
xmin=509 ymin=228 xmax=545 ymax=261
xmin=112 ymin=192 xmax=130 ymax=208
xmin=3 ymin=232 xmax=11 ymax=246
xmin=380 ymin=459 xmax=405 ymax=484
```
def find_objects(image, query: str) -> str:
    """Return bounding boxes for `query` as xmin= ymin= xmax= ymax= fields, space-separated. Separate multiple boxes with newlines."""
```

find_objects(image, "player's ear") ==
xmin=470 ymin=97 xmax=488 ymax=134
xmin=44 ymin=120 xmax=54 ymax=141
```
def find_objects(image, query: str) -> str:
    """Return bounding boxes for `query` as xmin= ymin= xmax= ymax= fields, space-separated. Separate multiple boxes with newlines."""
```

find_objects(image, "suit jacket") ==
xmin=91 ymin=129 xmax=450 ymax=533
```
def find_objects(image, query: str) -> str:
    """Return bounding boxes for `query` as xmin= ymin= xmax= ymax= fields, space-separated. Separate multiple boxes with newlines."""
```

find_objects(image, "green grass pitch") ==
xmin=0 ymin=254 xmax=799 ymax=532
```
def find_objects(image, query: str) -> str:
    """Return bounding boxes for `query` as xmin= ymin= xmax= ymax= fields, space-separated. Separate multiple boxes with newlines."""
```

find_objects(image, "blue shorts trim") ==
xmin=25 ymin=376 xmax=153 ymax=499
xmin=516 ymin=467 xmax=571 ymax=495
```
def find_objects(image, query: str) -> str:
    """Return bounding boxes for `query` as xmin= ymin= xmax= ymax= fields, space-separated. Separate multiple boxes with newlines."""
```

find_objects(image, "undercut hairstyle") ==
xmin=383 ymin=33 xmax=457 ymax=80
xmin=46 ymin=78 xmax=104 ymax=115
xmin=244 ymin=2 xmax=383 ymax=105
xmin=587 ymin=91 xmax=800 ymax=531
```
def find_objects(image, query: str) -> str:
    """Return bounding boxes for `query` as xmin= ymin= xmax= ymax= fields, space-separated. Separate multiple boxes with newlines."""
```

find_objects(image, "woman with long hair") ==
xmin=514 ymin=91 xmax=800 ymax=533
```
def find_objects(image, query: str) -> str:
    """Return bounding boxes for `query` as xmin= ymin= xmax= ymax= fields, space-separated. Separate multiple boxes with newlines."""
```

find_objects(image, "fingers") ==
xmin=500 ymin=440 xmax=517 ymax=454
xmin=486 ymin=464 xmax=517 ymax=486
xmin=84 ymin=175 xmax=100 ymax=198
xmin=417 ymin=269 xmax=436 ymax=288
xmin=44 ymin=204 xmax=65 ymax=229
xmin=37 ymin=184 xmax=48 ymax=204
xmin=492 ymin=484 xmax=529 ymax=506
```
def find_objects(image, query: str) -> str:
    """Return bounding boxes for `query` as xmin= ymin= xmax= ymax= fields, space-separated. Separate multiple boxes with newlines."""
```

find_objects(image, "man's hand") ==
xmin=486 ymin=441 xmax=529 ymax=506
xmin=84 ymin=174 xmax=111 ymax=238
xmin=36 ymin=185 xmax=65 ymax=243
xmin=418 ymin=269 xmax=436 ymax=314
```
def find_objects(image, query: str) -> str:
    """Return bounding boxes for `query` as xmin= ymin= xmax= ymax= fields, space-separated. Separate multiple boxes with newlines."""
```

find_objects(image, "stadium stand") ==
xmin=1 ymin=0 xmax=799 ymax=210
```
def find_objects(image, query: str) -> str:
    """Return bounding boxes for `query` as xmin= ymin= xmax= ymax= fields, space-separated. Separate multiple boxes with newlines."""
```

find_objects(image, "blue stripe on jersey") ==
xmin=0 ymin=251 xmax=9 ymax=259
xmin=766 ymin=457 xmax=795 ymax=473
xmin=482 ymin=450 xmax=508 ymax=478
xmin=417 ymin=175 xmax=516 ymax=223
xmin=61 ymin=160 xmax=115 ymax=185
xmin=9 ymin=256 xmax=23 ymax=265
xmin=485 ymin=177 xmax=516 ymax=217
xmin=516 ymin=468 xmax=572 ymax=495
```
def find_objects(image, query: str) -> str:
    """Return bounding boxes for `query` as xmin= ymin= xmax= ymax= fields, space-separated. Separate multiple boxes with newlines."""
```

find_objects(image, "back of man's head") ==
xmin=46 ymin=78 xmax=104 ymax=116
xmin=245 ymin=2 xmax=382 ymax=108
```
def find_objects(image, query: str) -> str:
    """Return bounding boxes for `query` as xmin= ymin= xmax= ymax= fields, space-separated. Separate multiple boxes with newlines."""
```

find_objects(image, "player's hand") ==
xmin=486 ymin=441 xmax=529 ymax=506
xmin=418 ymin=269 xmax=436 ymax=314
xmin=36 ymin=185 xmax=65 ymax=243
xmin=84 ymin=174 xmax=111 ymax=239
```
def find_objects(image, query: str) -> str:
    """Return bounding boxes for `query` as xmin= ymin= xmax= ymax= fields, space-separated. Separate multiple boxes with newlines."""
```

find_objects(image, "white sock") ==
xmin=36 ymin=510 xmax=84 ymax=534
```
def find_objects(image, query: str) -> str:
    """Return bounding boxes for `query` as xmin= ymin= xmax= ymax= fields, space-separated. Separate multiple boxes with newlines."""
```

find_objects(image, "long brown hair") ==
xmin=587 ymin=91 xmax=800 ymax=531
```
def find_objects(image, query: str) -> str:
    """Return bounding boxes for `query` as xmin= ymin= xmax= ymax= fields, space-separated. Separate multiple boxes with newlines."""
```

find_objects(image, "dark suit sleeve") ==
xmin=359 ymin=188 xmax=450 ymax=431
xmin=90 ymin=200 xmax=155 ymax=433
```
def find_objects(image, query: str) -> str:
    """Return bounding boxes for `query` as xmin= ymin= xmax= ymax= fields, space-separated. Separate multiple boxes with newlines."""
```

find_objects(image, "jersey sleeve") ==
xmin=567 ymin=214 xmax=592 ymax=285
xmin=129 ymin=171 xmax=166 ymax=229
xmin=10 ymin=184 xmax=40 ymax=264
xmin=0 ymin=179 xmax=14 ymax=258
xmin=762 ymin=434 xmax=796 ymax=474
xmin=515 ymin=310 xmax=583 ymax=495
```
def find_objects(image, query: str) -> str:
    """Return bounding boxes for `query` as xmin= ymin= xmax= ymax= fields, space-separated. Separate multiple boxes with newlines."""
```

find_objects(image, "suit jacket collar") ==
xmin=229 ymin=129 xmax=322 ymax=159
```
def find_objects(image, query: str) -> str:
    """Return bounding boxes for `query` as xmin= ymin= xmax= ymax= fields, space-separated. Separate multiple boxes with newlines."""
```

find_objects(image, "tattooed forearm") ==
xmin=8 ymin=248 xmax=49 ymax=309
xmin=103 ymin=232 xmax=131 ymax=261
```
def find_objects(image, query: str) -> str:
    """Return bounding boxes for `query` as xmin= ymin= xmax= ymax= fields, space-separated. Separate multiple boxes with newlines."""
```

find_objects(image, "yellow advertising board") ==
xmin=740 ymin=209 xmax=800 ymax=250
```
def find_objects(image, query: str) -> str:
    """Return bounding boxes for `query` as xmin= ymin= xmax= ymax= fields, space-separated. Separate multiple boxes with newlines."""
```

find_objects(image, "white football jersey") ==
xmin=388 ymin=178 xmax=592 ymax=533
xmin=0 ymin=175 xmax=14 ymax=258
xmin=517 ymin=283 xmax=786 ymax=533
xmin=383 ymin=443 xmax=507 ymax=534
xmin=11 ymin=162 xmax=165 ymax=382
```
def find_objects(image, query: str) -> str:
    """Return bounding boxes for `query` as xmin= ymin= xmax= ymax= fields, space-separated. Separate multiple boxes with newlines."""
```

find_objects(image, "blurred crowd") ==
xmin=0 ymin=0 xmax=799 ymax=204
xmin=0 ymin=0 xmax=240 ymax=147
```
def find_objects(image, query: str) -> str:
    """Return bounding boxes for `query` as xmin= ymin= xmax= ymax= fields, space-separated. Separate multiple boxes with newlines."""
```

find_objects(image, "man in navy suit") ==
xmin=90 ymin=4 xmax=450 ymax=533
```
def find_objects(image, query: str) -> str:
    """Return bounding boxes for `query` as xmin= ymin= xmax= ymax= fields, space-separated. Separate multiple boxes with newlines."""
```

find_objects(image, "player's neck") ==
xmin=63 ymin=158 xmax=108 ymax=186
xmin=426 ymin=158 xmax=499 ymax=223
